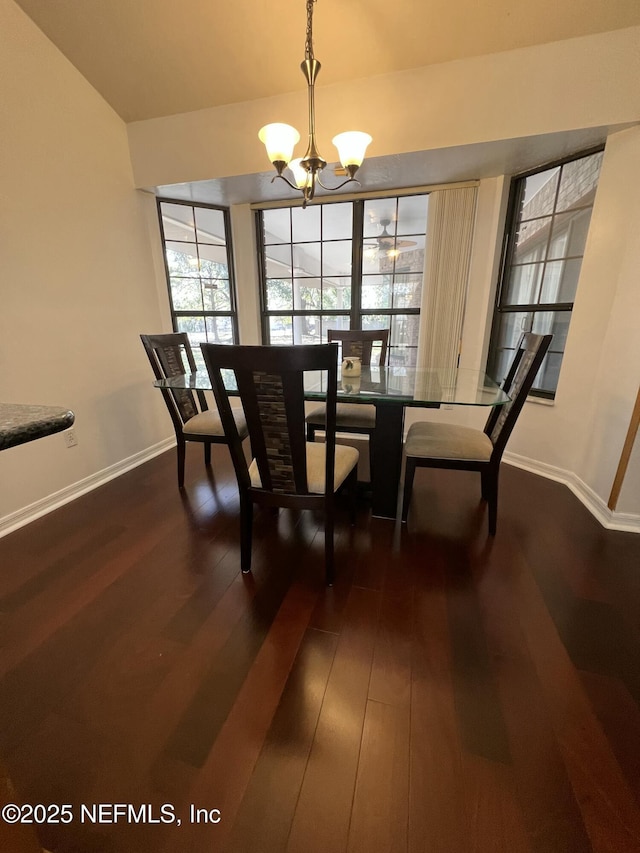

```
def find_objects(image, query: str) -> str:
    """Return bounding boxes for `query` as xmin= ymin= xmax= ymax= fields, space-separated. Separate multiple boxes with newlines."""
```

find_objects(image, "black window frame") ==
xmin=157 ymin=198 xmax=240 ymax=357
xmin=255 ymin=194 xmax=428 ymax=366
xmin=487 ymin=146 xmax=604 ymax=399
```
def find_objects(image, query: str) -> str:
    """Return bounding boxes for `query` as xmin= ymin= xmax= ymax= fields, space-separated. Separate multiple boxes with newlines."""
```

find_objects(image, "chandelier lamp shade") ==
xmin=258 ymin=0 xmax=372 ymax=207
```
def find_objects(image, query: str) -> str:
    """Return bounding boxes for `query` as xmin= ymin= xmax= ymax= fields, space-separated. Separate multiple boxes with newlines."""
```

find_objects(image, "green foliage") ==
xmin=167 ymin=248 xmax=231 ymax=312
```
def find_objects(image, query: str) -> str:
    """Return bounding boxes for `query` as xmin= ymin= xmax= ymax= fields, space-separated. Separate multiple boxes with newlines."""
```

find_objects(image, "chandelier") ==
xmin=258 ymin=0 xmax=372 ymax=208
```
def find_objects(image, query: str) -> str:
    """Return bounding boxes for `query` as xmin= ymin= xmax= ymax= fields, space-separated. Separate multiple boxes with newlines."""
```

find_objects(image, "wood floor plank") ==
xmin=367 ymin=546 xmax=413 ymax=708
xmin=445 ymin=542 xmax=511 ymax=765
xmin=580 ymin=671 xmax=640 ymax=807
xmin=0 ymin=506 xmax=199 ymax=676
xmin=489 ymin=653 xmax=592 ymax=853
xmin=161 ymin=566 xmax=298 ymax=768
xmin=461 ymin=754 xmax=532 ymax=853
xmin=159 ymin=578 xmax=320 ymax=852
xmin=514 ymin=542 xmax=640 ymax=852
xmin=0 ymin=453 xmax=639 ymax=853
xmin=0 ymin=756 xmax=43 ymax=852
xmin=223 ymin=627 xmax=338 ymax=853
xmin=347 ymin=698 xmax=410 ymax=853
xmin=472 ymin=532 xmax=593 ymax=853
xmin=408 ymin=540 xmax=472 ymax=853
xmin=286 ymin=585 xmax=381 ymax=853
xmin=116 ymin=573 xmax=256 ymax=805
xmin=351 ymin=518 xmax=395 ymax=591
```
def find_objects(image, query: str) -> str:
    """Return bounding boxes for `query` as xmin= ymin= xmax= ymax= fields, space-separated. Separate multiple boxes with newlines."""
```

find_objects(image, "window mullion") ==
xmin=351 ymin=200 xmax=364 ymax=329
xmin=496 ymin=179 xmax=526 ymax=309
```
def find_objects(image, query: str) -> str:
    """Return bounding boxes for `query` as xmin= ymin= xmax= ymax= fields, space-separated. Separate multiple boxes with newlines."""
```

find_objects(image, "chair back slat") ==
xmin=236 ymin=369 xmax=306 ymax=493
xmin=328 ymin=329 xmax=389 ymax=366
xmin=140 ymin=333 xmax=207 ymax=426
xmin=156 ymin=343 xmax=199 ymax=421
xmin=484 ymin=332 xmax=553 ymax=455
xmin=201 ymin=343 xmax=339 ymax=497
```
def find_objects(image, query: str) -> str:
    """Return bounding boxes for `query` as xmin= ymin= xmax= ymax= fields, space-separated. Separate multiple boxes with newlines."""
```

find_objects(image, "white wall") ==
xmin=230 ymin=204 xmax=262 ymax=344
xmin=126 ymin=27 xmax=640 ymax=189
xmin=564 ymin=128 xmax=640 ymax=514
xmin=500 ymin=127 xmax=640 ymax=518
xmin=0 ymin=0 xmax=171 ymax=531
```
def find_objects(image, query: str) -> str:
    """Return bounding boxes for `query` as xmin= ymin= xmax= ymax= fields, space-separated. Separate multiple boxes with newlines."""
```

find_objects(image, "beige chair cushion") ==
xmin=306 ymin=403 xmax=376 ymax=431
xmin=405 ymin=422 xmax=493 ymax=462
xmin=183 ymin=408 xmax=248 ymax=439
xmin=249 ymin=442 xmax=359 ymax=494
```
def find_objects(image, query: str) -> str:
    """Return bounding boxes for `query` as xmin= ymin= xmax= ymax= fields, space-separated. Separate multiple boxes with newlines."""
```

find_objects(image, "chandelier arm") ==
xmin=315 ymin=175 xmax=361 ymax=192
xmin=271 ymin=173 xmax=306 ymax=193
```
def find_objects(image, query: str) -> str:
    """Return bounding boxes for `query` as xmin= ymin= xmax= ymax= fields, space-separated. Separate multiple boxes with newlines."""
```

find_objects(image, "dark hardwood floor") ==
xmin=1 ymin=444 xmax=640 ymax=852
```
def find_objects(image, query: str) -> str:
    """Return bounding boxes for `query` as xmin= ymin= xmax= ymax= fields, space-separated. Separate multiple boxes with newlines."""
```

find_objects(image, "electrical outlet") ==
xmin=64 ymin=429 xmax=78 ymax=448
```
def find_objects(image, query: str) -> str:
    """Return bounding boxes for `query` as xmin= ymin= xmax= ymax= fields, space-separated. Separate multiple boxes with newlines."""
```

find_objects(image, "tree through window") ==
xmin=257 ymin=194 xmax=429 ymax=366
xmin=157 ymin=199 xmax=239 ymax=369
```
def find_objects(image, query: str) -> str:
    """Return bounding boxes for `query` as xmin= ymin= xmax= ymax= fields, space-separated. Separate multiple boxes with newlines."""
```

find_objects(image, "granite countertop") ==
xmin=0 ymin=403 xmax=75 ymax=451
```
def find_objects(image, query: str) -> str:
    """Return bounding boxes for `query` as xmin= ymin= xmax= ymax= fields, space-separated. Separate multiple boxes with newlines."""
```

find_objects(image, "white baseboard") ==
xmin=503 ymin=451 xmax=640 ymax=534
xmin=2 ymin=440 xmax=637 ymax=538
xmin=0 ymin=438 xmax=175 ymax=539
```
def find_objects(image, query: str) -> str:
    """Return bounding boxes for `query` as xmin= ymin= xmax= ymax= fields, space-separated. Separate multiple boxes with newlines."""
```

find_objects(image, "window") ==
xmin=157 ymin=199 xmax=239 ymax=369
xmin=257 ymin=194 xmax=429 ymax=366
xmin=488 ymin=149 xmax=603 ymax=397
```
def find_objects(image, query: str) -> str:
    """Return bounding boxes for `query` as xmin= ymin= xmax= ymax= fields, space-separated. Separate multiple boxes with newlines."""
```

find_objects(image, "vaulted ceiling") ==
xmin=14 ymin=0 xmax=640 ymax=123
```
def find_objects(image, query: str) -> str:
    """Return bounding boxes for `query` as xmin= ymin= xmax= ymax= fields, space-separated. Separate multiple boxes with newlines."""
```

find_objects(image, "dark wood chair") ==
xmin=141 ymin=332 xmax=248 ymax=488
xmin=305 ymin=328 xmax=389 ymax=477
xmin=402 ymin=332 xmax=552 ymax=534
xmin=200 ymin=342 xmax=359 ymax=585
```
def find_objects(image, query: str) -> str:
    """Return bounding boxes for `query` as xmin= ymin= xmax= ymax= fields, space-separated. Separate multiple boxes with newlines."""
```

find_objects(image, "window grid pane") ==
xmin=159 ymin=200 xmax=238 ymax=346
xmin=259 ymin=195 xmax=428 ymax=363
xmin=490 ymin=149 xmax=603 ymax=397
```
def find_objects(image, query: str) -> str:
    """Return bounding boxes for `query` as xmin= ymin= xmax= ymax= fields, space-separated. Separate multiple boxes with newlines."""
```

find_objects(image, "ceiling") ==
xmin=15 ymin=0 xmax=640 ymax=123
xmin=15 ymin=0 xmax=640 ymax=205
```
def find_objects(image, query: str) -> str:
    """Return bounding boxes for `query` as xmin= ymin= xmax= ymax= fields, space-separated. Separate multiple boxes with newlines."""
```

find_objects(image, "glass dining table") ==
xmin=155 ymin=364 xmax=510 ymax=519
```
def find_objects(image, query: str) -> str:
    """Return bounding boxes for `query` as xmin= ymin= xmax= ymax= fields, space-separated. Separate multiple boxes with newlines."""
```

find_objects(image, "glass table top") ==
xmin=155 ymin=365 xmax=510 ymax=408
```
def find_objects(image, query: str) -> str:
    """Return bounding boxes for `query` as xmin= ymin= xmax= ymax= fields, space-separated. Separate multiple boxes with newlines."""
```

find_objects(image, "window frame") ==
xmin=157 ymin=197 xmax=240 ymax=352
xmin=488 ymin=146 xmax=604 ymax=400
xmin=255 ymin=195 xmax=428 ymax=365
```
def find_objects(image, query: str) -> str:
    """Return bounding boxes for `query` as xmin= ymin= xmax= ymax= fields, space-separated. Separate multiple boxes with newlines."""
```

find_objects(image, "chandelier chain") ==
xmin=305 ymin=0 xmax=316 ymax=61
xmin=258 ymin=0 xmax=369 ymax=205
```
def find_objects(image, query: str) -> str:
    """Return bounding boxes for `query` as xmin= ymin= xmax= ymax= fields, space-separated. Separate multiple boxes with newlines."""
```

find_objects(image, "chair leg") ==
xmin=177 ymin=440 xmax=186 ymax=488
xmin=480 ymin=468 xmax=491 ymax=501
xmin=240 ymin=492 xmax=254 ymax=573
xmin=306 ymin=424 xmax=316 ymax=443
xmin=324 ymin=498 xmax=335 ymax=586
xmin=204 ymin=442 xmax=212 ymax=468
xmin=348 ymin=467 xmax=358 ymax=526
xmin=367 ymin=430 xmax=375 ymax=485
xmin=401 ymin=457 xmax=417 ymax=522
xmin=486 ymin=468 xmax=499 ymax=535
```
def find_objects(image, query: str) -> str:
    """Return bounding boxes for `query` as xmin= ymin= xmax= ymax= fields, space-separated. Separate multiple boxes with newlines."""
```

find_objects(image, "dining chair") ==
xmin=306 ymin=328 xmax=389 ymax=477
xmin=402 ymin=332 xmax=552 ymax=534
xmin=140 ymin=332 xmax=248 ymax=488
xmin=200 ymin=342 xmax=359 ymax=585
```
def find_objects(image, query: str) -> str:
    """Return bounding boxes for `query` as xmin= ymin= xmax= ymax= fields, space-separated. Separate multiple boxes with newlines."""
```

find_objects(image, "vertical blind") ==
xmin=416 ymin=186 xmax=477 ymax=371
